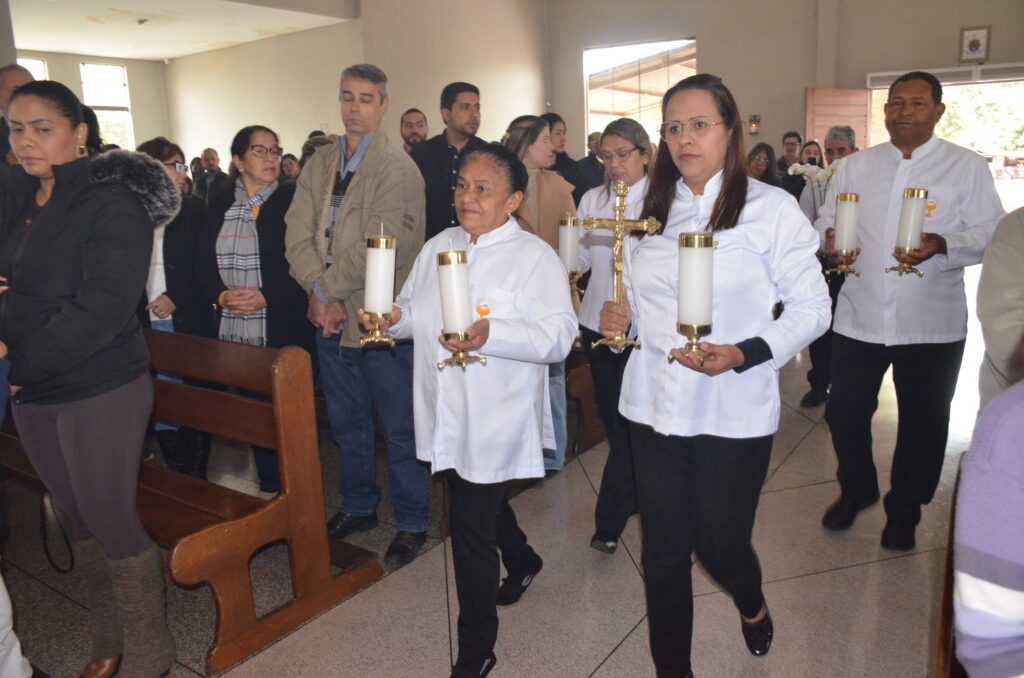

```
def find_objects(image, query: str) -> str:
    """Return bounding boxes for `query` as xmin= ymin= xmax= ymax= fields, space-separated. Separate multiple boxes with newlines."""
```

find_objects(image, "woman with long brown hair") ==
xmin=601 ymin=74 xmax=830 ymax=677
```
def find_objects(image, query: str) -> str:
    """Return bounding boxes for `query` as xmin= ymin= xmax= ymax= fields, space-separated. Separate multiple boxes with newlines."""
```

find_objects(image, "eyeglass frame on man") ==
xmin=249 ymin=144 xmax=284 ymax=159
xmin=659 ymin=116 xmax=725 ymax=143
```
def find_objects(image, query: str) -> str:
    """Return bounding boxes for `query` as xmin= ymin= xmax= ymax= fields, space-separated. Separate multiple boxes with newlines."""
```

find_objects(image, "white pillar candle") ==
xmin=558 ymin=216 xmax=580 ymax=273
xmin=834 ymin=193 xmax=859 ymax=251
xmin=437 ymin=250 xmax=473 ymax=335
xmin=895 ymin=188 xmax=928 ymax=250
xmin=364 ymin=235 xmax=396 ymax=313
xmin=677 ymin=233 xmax=714 ymax=327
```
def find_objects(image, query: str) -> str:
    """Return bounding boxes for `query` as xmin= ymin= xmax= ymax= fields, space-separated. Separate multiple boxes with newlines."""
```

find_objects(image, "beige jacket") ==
xmin=285 ymin=132 xmax=425 ymax=348
xmin=515 ymin=168 xmax=576 ymax=249
xmin=978 ymin=206 xmax=1024 ymax=409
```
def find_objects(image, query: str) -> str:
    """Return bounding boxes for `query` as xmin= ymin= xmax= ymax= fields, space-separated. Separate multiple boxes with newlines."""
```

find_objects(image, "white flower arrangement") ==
xmin=788 ymin=162 xmax=836 ymax=185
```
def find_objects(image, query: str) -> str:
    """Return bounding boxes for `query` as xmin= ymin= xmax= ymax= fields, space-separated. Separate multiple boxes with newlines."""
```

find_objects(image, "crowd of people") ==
xmin=0 ymin=57 xmax=1019 ymax=678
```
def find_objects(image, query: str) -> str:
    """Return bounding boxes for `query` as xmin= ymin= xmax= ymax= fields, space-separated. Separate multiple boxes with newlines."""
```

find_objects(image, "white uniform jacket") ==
xmin=619 ymin=172 xmax=830 ymax=439
xmin=389 ymin=218 xmax=577 ymax=483
xmin=577 ymin=175 xmax=648 ymax=333
xmin=814 ymin=135 xmax=1005 ymax=346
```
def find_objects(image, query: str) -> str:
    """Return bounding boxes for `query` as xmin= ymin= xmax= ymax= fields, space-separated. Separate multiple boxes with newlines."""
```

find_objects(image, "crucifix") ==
xmin=583 ymin=179 xmax=661 ymax=351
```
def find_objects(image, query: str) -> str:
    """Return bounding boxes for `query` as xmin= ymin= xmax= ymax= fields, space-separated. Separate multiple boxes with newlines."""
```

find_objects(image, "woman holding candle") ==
xmin=360 ymin=143 xmax=576 ymax=678
xmin=600 ymin=74 xmax=830 ymax=677
xmin=198 ymin=125 xmax=311 ymax=496
xmin=576 ymin=118 xmax=651 ymax=553
xmin=502 ymin=115 xmax=576 ymax=473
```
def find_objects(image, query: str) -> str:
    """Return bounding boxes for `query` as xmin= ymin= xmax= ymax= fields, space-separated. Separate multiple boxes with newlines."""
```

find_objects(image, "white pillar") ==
xmin=0 ymin=0 xmax=15 ymax=65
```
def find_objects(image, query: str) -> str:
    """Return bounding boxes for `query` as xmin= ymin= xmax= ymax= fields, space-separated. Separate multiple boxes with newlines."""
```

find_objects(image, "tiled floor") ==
xmin=1 ymin=341 xmax=981 ymax=677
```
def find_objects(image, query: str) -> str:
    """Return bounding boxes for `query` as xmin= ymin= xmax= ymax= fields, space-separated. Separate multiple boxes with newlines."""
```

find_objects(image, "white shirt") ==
xmin=620 ymin=173 xmax=830 ymax=438
xmin=146 ymin=225 xmax=168 ymax=321
xmin=390 ymin=218 xmax=577 ymax=483
xmin=815 ymin=135 xmax=1005 ymax=345
xmin=577 ymin=175 xmax=648 ymax=332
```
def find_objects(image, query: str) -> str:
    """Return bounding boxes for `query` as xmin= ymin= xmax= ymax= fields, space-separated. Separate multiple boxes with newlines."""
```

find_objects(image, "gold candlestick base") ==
xmin=885 ymin=247 xmax=923 ymax=277
xmin=667 ymin=323 xmax=712 ymax=366
xmin=591 ymin=334 xmax=641 ymax=351
xmin=437 ymin=332 xmax=487 ymax=371
xmin=825 ymin=249 xmax=860 ymax=277
xmin=359 ymin=312 xmax=395 ymax=348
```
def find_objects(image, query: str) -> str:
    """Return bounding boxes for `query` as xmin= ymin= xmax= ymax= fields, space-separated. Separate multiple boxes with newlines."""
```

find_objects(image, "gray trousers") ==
xmin=13 ymin=373 xmax=154 ymax=559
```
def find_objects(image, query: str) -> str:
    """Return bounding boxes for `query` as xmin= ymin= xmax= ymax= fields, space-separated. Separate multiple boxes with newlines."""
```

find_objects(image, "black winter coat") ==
xmin=199 ymin=182 xmax=312 ymax=352
xmin=137 ymin=196 xmax=217 ymax=339
xmin=0 ymin=152 xmax=180 ymax=405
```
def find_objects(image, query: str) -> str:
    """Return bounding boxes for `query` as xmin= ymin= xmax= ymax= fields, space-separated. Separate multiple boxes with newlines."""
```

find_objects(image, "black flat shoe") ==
xmin=451 ymin=653 xmax=496 ymax=677
xmin=880 ymin=518 xmax=916 ymax=551
xmin=589 ymin=533 xmax=618 ymax=554
xmin=821 ymin=493 xmax=880 ymax=531
xmin=741 ymin=610 xmax=773 ymax=656
xmin=326 ymin=511 xmax=378 ymax=539
xmin=496 ymin=557 xmax=542 ymax=606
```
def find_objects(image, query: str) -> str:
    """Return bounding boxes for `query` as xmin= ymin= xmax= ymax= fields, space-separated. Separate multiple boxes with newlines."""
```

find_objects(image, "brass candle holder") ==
xmin=437 ymin=332 xmax=487 ymax=372
xmin=582 ymin=180 xmax=661 ymax=351
xmin=826 ymin=250 xmax=861 ymax=277
xmin=668 ymin=323 xmax=712 ymax=366
xmin=359 ymin=311 xmax=395 ymax=348
xmin=884 ymin=248 xmax=924 ymax=277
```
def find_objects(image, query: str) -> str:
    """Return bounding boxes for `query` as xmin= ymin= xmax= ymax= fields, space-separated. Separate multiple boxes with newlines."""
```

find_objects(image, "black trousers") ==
xmin=12 ymin=373 xmax=154 ymax=559
xmin=825 ymin=333 xmax=965 ymax=525
xmin=805 ymin=259 xmax=845 ymax=394
xmin=448 ymin=471 xmax=541 ymax=666
xmin=630 ymin=423 xmax=772 ymax=677
xmin=582 ymin=326 xmax=637 ymax=541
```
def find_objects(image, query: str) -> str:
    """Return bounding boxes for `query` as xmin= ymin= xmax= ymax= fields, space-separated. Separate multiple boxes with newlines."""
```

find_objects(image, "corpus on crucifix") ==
xmin=582 ymin=179 xmax=661 ymax=351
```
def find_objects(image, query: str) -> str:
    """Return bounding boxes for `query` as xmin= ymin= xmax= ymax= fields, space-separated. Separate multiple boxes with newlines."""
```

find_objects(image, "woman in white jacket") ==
xmin=360 ymin=143 xmax=576 ymax=678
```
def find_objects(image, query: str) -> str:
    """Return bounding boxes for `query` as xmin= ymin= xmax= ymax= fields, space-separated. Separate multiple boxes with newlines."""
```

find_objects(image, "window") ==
xmin=16 ymin=58 xmax=47 ymax=80
xmin=584 ymin=39 xmax=696 ymax=146
xmin=79 ymin=63 xmax=134 ymax=150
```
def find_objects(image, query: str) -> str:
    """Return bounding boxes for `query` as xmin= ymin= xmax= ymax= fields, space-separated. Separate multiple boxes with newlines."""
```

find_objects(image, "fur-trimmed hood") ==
xmin=88 ymin=149 xmax=181 ymax=228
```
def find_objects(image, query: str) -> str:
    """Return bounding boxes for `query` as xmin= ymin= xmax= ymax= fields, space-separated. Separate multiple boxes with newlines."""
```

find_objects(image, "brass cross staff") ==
xmin=583 ymin=179 xmax=661 ymax=351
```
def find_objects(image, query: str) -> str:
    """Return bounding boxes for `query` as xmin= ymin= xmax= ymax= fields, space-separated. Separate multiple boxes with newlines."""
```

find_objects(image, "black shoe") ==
xmin=155 ymin=429 xmax=182 ymax=472
xmin=799 ymin=389 xmax=828 ymax=408
xmin=385 ymin=530 xmax=427 ymax=566
xmin=450 ymin=653 xmax=496 ymax=677
xmin=880 ymin=519 xmax=916 ymax=551
xmin=326 ymin=511 xmax=379 ymax=539
xmin=821 ymin=493 xmax=880 ymax=531
xmin=589 ymin=533 xmax=618 ymax=554
xmin=741 ymin=609 xmax=773 ymax=656
xmin=496 ymin=557 xmax=542 ymax=607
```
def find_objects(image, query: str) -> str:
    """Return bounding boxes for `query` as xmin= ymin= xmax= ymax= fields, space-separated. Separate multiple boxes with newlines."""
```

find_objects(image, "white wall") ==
xmin=165 ymin=21 xmax=364 ymax=164
xmin=16 ymin=49 xmax=170 ymax=146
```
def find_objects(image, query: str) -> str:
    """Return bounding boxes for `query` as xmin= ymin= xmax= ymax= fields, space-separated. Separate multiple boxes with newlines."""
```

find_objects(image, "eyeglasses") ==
xmin=598 ymin=146 xmax=640 ymax=163
xmin=163 ymin=161 xmax=188 ymax=173
xmin=659 ymin=117 xmax=724 ymax=143
xmin=249 ymin=145 xmax=284 ymax=159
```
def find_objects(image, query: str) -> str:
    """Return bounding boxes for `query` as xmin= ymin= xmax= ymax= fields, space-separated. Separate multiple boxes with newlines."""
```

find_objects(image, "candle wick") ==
xmin=449 ymin=237 xmax=454 ymax=250
xmin=379 ymin=221 xmax=384 ymax=236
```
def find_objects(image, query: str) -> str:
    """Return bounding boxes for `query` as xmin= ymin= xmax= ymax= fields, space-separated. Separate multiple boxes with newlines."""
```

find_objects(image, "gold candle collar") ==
xmin=367 ymin=235 xmax=396 ymax=249
xmin=679 ymin=232 xmax=714 ymax=248
xmin=903 ymin=188 xmax=928 ymax=199
xmin=837 ymin=193 xmax=859 ymax=202
xmin=437 ymin=250 xmax=467 ymax=266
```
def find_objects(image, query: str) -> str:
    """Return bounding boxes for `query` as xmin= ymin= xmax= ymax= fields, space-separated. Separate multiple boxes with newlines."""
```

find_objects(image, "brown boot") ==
xmin=72 ymin=539 xmax=123 ymax=675
xmin=106 ymin=545 xmax=175 ymax=677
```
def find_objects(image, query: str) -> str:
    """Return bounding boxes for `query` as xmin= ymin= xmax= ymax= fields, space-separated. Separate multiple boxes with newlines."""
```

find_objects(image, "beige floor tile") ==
xmin=593 ymin=548 xmax=946 ymax=678
xmin=224 ymin=542 xmax=452 ymax=677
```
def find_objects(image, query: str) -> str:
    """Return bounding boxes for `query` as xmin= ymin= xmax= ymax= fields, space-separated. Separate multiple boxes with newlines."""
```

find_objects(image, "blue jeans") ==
xmin=150 ymin=317 xmax=180 ymax=433
xmin=543 ymin=360 xmax=567 ymax=471
xmin=316 ymin=333 xmax=429 ymax=532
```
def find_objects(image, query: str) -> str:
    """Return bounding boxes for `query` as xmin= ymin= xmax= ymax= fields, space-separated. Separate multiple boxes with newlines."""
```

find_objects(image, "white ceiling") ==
xmin=10 ymin=0 xmax=353 ymax=61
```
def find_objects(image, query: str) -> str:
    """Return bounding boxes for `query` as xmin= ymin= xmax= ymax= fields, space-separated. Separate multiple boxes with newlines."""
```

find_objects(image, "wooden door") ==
xmin=804 ymin=88 xmax=871 ymax=147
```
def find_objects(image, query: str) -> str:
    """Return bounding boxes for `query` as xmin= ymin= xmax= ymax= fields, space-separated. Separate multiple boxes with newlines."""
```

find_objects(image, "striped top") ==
xmin=954 ymin=379 xmax=1024 ymax=678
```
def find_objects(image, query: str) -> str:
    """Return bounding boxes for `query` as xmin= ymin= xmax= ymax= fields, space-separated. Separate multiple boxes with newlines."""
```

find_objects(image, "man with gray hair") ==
xmin=798 ymin=124 xmax=859 ymax=409
xmin=285 ymin=63 xmax=430 ymax=566
xmin=0 ymin=64 xmax=34 ymax=164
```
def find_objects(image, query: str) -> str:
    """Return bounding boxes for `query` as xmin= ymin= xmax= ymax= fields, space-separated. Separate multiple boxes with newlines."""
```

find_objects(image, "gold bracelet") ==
xmin=218 ymin=290 xmax=230 ymax=308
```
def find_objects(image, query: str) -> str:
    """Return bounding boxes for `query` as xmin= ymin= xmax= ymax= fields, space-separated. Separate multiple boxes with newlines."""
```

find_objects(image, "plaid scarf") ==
xmin=216 ymin=178 xmax=277 ymax=346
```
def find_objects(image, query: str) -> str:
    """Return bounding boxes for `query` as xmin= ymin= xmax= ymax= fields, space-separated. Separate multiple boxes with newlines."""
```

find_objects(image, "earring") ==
xmin=76 ymin=145 xmax=87 ymax=157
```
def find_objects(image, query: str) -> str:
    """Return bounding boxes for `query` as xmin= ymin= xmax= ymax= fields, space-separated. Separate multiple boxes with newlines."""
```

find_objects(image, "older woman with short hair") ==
xmin=199 ymin=125 xmax=310 ymax=496
xmin=361 ymin=143 xmax=575 ymax=678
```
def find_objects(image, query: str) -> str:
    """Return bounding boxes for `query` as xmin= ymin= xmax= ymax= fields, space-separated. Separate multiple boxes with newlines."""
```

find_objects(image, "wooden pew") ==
xmin=0 ymin=330 xmax=382 ymax=675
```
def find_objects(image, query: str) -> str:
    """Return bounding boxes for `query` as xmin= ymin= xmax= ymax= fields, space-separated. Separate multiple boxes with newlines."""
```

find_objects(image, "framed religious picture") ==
xmin=959 ymin=25 xmax=990 ymax=63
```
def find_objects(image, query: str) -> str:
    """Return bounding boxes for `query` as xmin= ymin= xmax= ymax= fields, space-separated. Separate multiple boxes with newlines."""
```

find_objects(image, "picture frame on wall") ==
xmin=959 ymin=25 xmax=990 ymax=64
